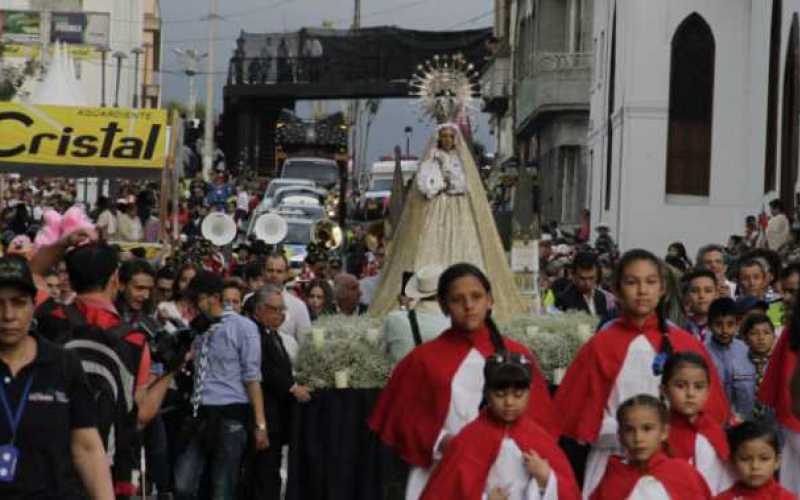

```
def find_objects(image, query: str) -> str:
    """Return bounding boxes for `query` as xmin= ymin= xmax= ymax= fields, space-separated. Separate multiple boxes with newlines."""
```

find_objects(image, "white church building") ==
xmin=588 ymin=0 xmax=800 ymax=253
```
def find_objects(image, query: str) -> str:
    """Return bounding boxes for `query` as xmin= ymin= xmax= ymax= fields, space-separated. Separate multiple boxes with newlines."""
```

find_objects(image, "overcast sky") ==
xmin=159 ymin=0 xmax=494 ymax=164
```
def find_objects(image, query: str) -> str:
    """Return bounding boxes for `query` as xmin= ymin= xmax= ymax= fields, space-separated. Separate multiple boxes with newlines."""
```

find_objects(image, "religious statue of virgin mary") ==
xmin=369 ymin=55 xmax=526 ymax=321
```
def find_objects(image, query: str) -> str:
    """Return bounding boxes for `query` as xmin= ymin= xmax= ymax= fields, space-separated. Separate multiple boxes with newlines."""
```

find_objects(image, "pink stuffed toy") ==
xmin=34 ymin=206 xmax=97 ymax=248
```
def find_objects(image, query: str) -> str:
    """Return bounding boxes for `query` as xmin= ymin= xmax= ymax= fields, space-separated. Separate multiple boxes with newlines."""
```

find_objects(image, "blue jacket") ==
xmin=705 ymin=336 xmax=756 ymax=419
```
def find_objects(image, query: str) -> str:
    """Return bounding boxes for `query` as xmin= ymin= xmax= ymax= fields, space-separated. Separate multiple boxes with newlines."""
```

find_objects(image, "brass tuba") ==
xmin=310 ymin=219 xmax=344 ymax=250
xmin=365 ymin=221 xmax=385 ymax=252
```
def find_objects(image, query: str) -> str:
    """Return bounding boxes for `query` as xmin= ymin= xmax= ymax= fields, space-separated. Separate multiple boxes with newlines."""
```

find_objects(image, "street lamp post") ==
xmin=404 ymin=126 xmax=413 ymax=157
xmin=99 ymin=46 xmax=110 ymax=107
xmin=112 ymin=51 xmax=127 ymax=108
xmin=173 ymin=48 xmax=207 ymax=122
xmin=131 ymin=47 xmax=144 ymax=108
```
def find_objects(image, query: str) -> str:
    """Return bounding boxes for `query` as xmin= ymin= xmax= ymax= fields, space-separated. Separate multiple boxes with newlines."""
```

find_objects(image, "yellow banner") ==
xmin=2 ymin=43 xmax=41 ymax=58
xmin=61 ymin=45 xmax=100 ymax=61
xmin=1 ymin=44 xmax=97 ymax=60
xmin=0 ymin=103 xmax=167 ymax=169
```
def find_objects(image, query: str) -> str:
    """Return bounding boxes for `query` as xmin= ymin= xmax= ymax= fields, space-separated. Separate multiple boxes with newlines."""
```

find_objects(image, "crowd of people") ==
xmin=2 ymin=161 xmax=800 ymax=500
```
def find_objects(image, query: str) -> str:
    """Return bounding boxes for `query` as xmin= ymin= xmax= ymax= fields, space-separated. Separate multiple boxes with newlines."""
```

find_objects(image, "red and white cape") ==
xmin=369 ymin=325 xmax=559 ymax=499
xmin=420 ymin=410 xmax=580 ymax=500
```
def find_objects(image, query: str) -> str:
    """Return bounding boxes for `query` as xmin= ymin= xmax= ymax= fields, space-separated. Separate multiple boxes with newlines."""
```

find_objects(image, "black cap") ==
xmin=0 ymin=256 xmax=37 ymax=297
xmin=185 ymin=270 xmax=224 ymax=303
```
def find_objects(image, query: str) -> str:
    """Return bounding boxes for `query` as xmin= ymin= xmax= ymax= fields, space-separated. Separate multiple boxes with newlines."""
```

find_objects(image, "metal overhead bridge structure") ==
xmin=221 ymin=25 xmax=492 ymax=175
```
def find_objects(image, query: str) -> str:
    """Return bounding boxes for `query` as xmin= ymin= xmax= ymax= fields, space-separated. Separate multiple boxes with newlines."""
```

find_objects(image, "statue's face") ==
xmin=439 ymin=127 xmax=456 ymax=151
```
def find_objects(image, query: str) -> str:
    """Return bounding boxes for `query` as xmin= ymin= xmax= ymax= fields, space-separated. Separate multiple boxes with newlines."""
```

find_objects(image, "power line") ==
xmin=96 ymin=0 xmax=296 ymax=25
xmin=326 ymin=0 xmax=429 ymax=27
xmin=445 ymin=10 xmax=494 ymax=30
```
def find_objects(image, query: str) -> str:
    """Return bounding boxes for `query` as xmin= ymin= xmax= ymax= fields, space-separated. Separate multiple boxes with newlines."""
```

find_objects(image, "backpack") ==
xmin=42 ymin=302 xmax=142 ymax=485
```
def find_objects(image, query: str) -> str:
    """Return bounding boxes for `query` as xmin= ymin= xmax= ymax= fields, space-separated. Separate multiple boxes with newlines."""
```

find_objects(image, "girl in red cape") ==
xmin=660 ymin=352 xmax=734 ymax=494
xmin=714 ymin=421 xmax=796 ymax=500
xmin=420 ymin=352 xmax=580 ymax=500
xmin=553 ymin=249 xmax=729 ymax=498
xmin=591 ymin=394 xmax=712 ymax=500
xmin=369 ymin=263 xmax=559 ymax=500
xmin=758 ymin=305 xmax=800 ymax=495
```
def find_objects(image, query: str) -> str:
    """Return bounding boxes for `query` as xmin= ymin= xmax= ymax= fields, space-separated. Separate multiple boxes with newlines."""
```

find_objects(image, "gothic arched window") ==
xmin=764 ymin=0 xmax=782 ymax=192
xmin=665 ymin=13 xmax=715 ymax=196
xmin=780 ymin=14 xmax=800 ymax=211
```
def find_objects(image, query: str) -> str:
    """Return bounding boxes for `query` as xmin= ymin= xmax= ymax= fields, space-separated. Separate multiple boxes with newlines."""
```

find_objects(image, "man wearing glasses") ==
xmin=248 ymin=285 xmax=311 ymax=499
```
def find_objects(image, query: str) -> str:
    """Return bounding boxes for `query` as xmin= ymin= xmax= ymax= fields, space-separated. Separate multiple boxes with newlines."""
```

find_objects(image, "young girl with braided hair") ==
xmin=370 ymin=263 xmax=559 ymax=500
xmin=554 ymin=249 xmax=729 ymax=498
xmin=420 ymin=352 xmax=580 ymax=500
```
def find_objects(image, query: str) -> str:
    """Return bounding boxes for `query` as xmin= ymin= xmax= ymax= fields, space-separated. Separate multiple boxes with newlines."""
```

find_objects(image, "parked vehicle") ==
xmin=355 ymin=159 xmax=419 ymax=220
xmin=280 ymin=157 xmax=340 ymax=189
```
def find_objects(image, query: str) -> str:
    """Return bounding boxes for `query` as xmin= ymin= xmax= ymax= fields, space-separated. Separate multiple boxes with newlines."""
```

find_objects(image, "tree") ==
xmin=165 ymin=100 xmax=206 ymax=121
xmin=0 ymin=42 xmax=42 ymax=101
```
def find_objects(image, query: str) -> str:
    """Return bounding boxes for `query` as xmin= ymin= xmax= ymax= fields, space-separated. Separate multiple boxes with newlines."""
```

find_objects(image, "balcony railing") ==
xmin=532 ymin=52 xmax=592 ymax=73
xmin=481 ymin=56 xmax=511 ymax=99
xmin=516 ymin=51 xmax=592 ymax=129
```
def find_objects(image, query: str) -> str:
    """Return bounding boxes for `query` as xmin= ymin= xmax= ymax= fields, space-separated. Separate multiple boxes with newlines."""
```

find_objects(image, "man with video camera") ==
xmin=173 ymin=270 xmax=266 ymax=500
xmin=36 ymin=242 xmax=178 ymax=496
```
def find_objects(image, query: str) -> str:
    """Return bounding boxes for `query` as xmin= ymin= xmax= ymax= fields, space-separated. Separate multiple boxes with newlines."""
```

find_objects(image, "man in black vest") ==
xmin=555 ymin=251 xmax=609 ymax=317
xmin=0 ymin=256 xmax=114 ymax=499
xmin=248 ymin=285 xmax=311 ymax=499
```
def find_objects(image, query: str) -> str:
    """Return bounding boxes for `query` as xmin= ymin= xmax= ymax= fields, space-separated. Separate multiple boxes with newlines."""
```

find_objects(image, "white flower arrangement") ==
xmin=499 ymin=312 xmax=596 ymax=383
xmin=293 ymin=312 xmax=596 ymax=389
xmin=294 ymin=316 xmax=393 ymax=389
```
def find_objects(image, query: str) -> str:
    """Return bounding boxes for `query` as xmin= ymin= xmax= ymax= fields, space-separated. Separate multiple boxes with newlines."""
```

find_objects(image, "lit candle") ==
xmin=312 ymin=328 xmax=325 ymax=349
xmin=553 ymin=367 xmax=567 ymax=385
xmin=366 ymin=328 xmax=380 ymax=343
xmin=334 ymin=369 xmax=350 ymax=389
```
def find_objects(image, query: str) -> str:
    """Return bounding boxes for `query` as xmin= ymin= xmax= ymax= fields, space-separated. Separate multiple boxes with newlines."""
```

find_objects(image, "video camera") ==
xmin=135 ymin=316 xmax=199 ymax=373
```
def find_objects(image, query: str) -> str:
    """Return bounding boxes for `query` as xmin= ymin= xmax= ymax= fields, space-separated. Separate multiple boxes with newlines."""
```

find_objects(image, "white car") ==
xmin=259 ymin=178 xmax=316 ymax=211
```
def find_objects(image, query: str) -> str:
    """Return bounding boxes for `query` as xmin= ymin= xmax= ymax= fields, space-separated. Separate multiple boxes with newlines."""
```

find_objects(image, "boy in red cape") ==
xmin=714 ymin=421 xmax=796 ymax=500
xmin=420 ymin=352 xmax=579 ymax=500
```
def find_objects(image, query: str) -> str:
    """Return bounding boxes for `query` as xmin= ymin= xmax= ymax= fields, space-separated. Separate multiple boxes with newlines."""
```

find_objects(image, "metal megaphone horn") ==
xmin=201 ymin=212 xmax=237 ymax=246
xmin=254 ymin=212 xmax=289 ymax=244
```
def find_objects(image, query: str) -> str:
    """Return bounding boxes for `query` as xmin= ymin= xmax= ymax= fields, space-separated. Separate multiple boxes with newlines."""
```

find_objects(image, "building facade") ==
xmin=514 ymin=0 xmax=593 ymax=227
xmin=589 ymin=0 xmax=800 ymax=253
xmin=0 ymin=0 xmax=161 ymax=108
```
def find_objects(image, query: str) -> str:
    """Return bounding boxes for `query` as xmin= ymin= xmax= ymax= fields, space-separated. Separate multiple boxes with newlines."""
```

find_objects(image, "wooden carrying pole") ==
xmin=160 ymin=115 xmax=183 ymax=244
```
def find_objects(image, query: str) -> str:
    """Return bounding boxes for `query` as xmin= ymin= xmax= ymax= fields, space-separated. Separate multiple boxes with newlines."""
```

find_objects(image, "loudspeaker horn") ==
xmin=201 ymin=212 xmax=237 ymax=246
xmin=254 ymin=212 xmax=289 ymax=244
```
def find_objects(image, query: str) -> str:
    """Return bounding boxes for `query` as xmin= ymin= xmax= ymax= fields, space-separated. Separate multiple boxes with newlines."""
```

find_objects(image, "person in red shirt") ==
xmin=40 ymin=243 xmax=176 ymax=496
xmin=714 ymin=421 xmax=796 ymax=500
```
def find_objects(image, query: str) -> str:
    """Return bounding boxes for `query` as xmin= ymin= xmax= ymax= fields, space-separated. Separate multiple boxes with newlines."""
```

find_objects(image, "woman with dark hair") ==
xmin=304 ymin=279 xmax=334 ymax=321
xmin=666 ymin=241 xmax=692 ymax=271
xmin=758 ymin=293 xmax=800 ymax=494
xmin=175 ymin=263 xmax=198 ymax=295
xmin=369 ymin=263 xmax=558 ymax=500
xmin=9 ymin=202 xmax=31 ymax=235
xmin=554 ymin=249 xmax=729 ymax=497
